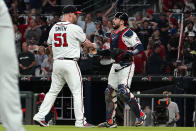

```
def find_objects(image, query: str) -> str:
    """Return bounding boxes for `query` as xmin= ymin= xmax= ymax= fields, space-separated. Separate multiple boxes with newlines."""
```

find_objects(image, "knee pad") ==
xmin=117 ymin=84 xmax=130 ymax=101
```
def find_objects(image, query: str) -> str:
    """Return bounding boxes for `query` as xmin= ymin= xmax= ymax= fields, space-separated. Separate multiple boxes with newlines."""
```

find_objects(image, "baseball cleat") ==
xmin=76 ymin=123 xmax=94 ymax=128
xmin=98 ymin=122 xmax=117 ymax=128
xmin=135 ymin=114 xmax=146 ymax=126
xmin=33 ymin=116 xmax=49 ymax=127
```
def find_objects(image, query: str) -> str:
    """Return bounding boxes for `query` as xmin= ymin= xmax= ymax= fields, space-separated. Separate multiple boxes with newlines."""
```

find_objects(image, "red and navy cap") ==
xmin=62 ymin=5 xmax=82 ymax=14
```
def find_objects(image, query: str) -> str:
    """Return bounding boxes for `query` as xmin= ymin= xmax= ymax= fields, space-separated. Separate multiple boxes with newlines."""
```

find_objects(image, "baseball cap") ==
xmin=147 ymin=9 xmax=154 ymax=14
xmin=62 ymin=5 xmax=82 ymax=14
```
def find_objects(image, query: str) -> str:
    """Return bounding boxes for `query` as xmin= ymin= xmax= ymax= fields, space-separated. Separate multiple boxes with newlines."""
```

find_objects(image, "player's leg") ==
xmin=33 ymin=60 xmax=66 ymax=126
xmin=63 ymin=61 xmax=87 ymax=127
xmin=98 ymin=64 xmax=118 ymax=128
xmin=118 ymin=63 xmax=146 ymax=126
xmin=0 ymin=2 xmax=25 ymax=130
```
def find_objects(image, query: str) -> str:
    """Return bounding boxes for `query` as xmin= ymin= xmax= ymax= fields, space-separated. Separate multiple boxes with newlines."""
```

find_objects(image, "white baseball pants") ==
xmin=108 ymin=63 xmax=135 ymax=89
xmin=34 ymin=60 xmax=86 ymax=127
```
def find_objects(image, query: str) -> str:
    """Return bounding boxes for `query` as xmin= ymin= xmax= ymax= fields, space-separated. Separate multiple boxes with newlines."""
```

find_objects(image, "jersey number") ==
xmin=54 ymin=33 xmax=68 ymax=47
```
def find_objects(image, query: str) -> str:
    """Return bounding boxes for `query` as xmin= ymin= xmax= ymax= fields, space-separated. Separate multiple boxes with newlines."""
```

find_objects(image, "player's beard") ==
xmin=113 ymin=23 xmax=120 ymax=30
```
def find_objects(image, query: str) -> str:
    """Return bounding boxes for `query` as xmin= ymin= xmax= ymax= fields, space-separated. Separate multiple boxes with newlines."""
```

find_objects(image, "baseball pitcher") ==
xmin=33 ymin=6 xmax=96 ymax=128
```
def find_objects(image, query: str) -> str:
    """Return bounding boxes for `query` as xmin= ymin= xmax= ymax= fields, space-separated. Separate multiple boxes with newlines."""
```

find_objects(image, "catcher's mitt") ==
xmin=111 ymin=48 xmax=124 ymax=60
xmin=97 ymin=49 xmax=111 ymax=56
xmin=111 ymin=48 xmax=133 ymax=62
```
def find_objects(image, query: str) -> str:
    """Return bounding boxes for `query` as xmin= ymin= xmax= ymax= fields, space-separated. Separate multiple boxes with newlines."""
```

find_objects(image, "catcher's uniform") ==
xmin=103 ymin=27 xmax=145 ymax=125
xmin=34 ymin=21 xmax=87 ymax=127
xmin=106 ymin=28 xmax=141 ymax=89
xmin=0 ymin=1 xmax=25 ymax=131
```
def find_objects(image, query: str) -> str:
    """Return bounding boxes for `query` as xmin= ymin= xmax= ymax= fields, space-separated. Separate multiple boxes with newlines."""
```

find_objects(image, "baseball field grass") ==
xmin=0 ymin=125 xmax=196 ymax=131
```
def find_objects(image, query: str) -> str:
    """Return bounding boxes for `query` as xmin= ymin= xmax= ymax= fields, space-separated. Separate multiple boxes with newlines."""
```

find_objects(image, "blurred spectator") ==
xmin=29 ymin=0 xmax=42 ymax=12
xmin=14 ymin=23 xmax=22 ymax=55
xmin=95 ymin=2 xmax=116 ymax=22
xmin=162 ymin=0 xmax=175 ymax=12
xmin=145 ymin=9 xmax=157 ymax=23
xmin=35 ymin=14 xmax=42 ymax=26
xmin=78 ymin=13 xmax=97 ymax=39
xmin=184 ymin=21 xmax=196 ymax=36
xmin=48 ymin=13 xmax=60 ymax=27
xmin=180 ymin=31 xmax=196 ymax=76
xmin=79 ymin=47 xmax=94 ymax=75
xmin=39 ymin=16 xmax=50 ymax=47
xmin=27 ymin=37 xmax=39 ymax=53
xmin=135 ymin=20 xmax=153 ymax=50
xmin=24 ymin=0 xmax=30 ymax=12
xmin=24 ymin=19 xmax=42 ymax=44
xmin=18 ymin=42 xmax=36 ymax=75
xmin=107 ymin=20 xmax=113 ymax=32
xmin=41 ymin=54 xmax=53 ymax=76
xmin=184 ymin=32 xmax=196 ymax=55
xmin=184 ymin=11 xmax=192 ymax=25
xmin=162 ymin=91 xmax=180 ymax=127
xmin=95 ymin=10 xmax=103 ymax=22
xmin=35 ymin=46 xmax=48 ymax=76
xmin=132 ymin=12 xmax=143 ymax=29
xmin=157 ymin=13 xmax=169 ymax=47
xmin=92 ymin=21 xmax=104 ymax=49
xmin=173 ymin=0 xmax=185 ymax=12
xmin=147 ymin=43 xmax=175 ymax=75
xmin=167 ymin=29 xmax=179 ymax=63
xmin=134 ymin=51 xmax=147 ymax=74
xmin=147 ymin=43 xmax=163 ymax=75
xmin=102 ymin=16 xmax=109 ymax=33
xmin=184 ymin=0 xmax=195 ymax=12
xmin=18 ymin=17 xmax=28 ymax=42
xmin=147 ymin=35 xmax=166 ymax=61
xmin=143 ymin=106 xmax=153 ymax=126
xmin=42 ymin=0 xmax=58 ymax=14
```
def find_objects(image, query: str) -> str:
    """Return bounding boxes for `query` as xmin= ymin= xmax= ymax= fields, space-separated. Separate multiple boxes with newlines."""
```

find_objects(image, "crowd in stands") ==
xmin=5 ymin=0 xmax=196 ymax=77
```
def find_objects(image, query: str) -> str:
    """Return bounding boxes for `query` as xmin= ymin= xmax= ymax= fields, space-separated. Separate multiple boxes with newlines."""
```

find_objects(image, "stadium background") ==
xmin=2 ymin=0 xmax=196 ymax=128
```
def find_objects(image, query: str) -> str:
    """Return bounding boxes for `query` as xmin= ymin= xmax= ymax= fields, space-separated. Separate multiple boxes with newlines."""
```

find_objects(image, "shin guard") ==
xmin=117 ymin=84 xmax=141 ymax=118
xmin=105 ymin=85 xmax=117 ymax=124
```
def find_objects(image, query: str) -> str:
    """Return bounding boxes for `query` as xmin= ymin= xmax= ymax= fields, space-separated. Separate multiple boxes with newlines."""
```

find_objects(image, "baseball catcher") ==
xmin=97 ymin=12 xmax=146 ymax=128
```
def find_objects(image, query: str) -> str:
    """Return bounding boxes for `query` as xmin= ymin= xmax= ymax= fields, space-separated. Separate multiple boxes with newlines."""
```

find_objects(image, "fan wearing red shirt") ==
xmin=134 ymin=51 xmax=147 ymax=74
xmin=162 ymin=0 xmax=175 ymax=12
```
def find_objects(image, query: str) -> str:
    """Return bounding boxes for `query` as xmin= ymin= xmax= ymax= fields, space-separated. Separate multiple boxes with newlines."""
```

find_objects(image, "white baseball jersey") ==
xmin=47 ymin=22 xmax=86 ymax=60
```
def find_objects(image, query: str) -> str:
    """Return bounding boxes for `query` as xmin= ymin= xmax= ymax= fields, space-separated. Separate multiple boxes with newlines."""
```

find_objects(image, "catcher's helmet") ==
xmin=114 ymin=12 xmax=129 ymax=25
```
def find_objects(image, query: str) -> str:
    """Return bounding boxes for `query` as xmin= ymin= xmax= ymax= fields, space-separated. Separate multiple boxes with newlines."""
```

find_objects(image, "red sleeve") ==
xmin=141 ymin=51 xmax=147 ymax=61
xmin=160 ymin=45 xmax=166 ymax=59
xmin=147 ymin=49 xmax=152 ymax=58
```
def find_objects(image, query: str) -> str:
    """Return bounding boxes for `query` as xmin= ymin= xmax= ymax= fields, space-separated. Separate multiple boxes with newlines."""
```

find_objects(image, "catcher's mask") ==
xmin=114 ymin=12 xmax=129 ymax=26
